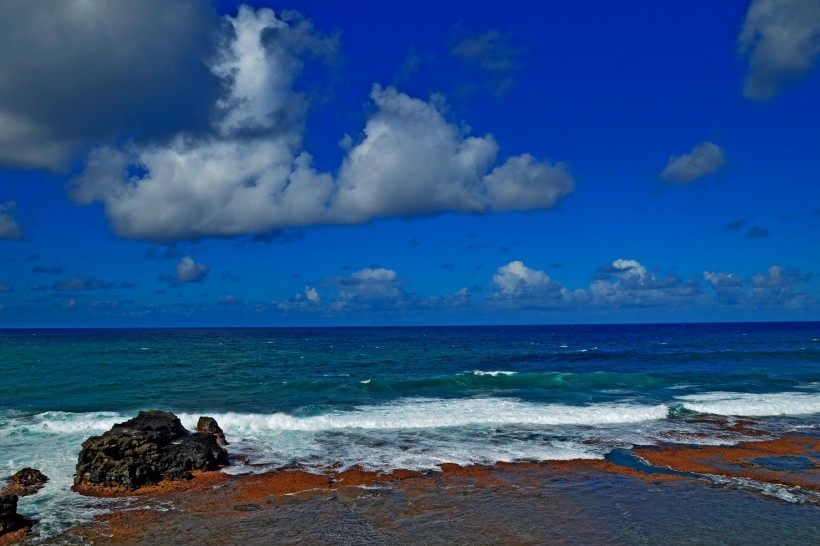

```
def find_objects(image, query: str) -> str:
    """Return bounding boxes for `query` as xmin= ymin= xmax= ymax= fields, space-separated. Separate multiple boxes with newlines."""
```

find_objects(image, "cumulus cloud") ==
xmin=587 ymin=259 xmax=697 ymax=307
xmin=703 ymin=271 xmax=744 ymax=305
xmin=748 ymin=265 xmax=815 ymax=309
xmin=738 ymin=0 xmax=820 ymax=100
xmin=67 ymin=7 xmax=573 ymax=242
xmin=305 ymin=286 xmax=320 ymax=303
xmin=659 ymin=142 xmax=726 ymax=184
xmin=0 ymin=0 xmax=218 ymax=170
xmin=489 ymin=258 xmax=698 ymax=310
xmin=331 ymin=267 xmax=404 ymax=301
xmin=175 ymin=256 xmax=209 ymax=283
xmin=492 ymin=260 xmax=555 ymax=296
xmin=0 ymin=201 xmax=23 ymax=239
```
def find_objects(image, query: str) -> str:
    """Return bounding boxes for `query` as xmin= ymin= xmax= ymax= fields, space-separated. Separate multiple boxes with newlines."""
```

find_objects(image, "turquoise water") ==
xmin=1 ymin=322 xmax=819 ymax=540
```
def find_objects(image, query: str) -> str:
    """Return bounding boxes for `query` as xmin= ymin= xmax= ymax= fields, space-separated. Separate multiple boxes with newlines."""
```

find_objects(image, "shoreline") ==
xmin=52 ymin=430 xmax=818 ymax=544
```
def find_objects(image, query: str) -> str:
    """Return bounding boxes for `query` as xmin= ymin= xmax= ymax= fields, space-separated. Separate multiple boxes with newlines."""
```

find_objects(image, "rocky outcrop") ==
xmin=0 ymin=495 xmax=31 ymax=538
xmin=74 ymin=410 xmax=229 ymax=491
xmin=1 ymin=468 xmax=48 ymax=497
xmin=196 ymin=416 xmax=229 ymax=446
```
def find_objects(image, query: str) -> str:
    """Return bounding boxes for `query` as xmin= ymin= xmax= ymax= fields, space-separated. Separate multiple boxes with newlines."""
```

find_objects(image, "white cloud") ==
xmin=305 ymin=286 xmax=320 ymax=303
xmin=587 ymin=259 xmax=696 ymax=307
xmin=334 ymin=86 xmax=573 ymax=221
xmin=68 ymin=7 xmax=573 ymax=242
xmin=335 ymin=267 xmax=404 ymax=301
xmin=703 ymin=271 xmax=743 ymax=289
xmin=492 ymin=260 xmax=554 ymax=296
xmin=176 ymin=256 xmax=209 ymax=283
xmin=739 ymin=0 xmax=820 ymax=100
xmin=747 ymin=265 xmax=815 ymax=310
xmin=0 ymin=201 xmax=22 ymax=239
xmin=659 ymin=142 xmax=726 ymax=184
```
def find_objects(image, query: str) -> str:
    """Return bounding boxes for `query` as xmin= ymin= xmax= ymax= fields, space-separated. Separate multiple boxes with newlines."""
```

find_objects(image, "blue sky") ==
xmin=1 ymin=0 xmax=818 ymax=327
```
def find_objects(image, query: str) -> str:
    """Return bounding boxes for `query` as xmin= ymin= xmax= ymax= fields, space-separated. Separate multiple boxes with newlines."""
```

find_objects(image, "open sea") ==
xmin=1 ymin=322 xmax=819 ymax=543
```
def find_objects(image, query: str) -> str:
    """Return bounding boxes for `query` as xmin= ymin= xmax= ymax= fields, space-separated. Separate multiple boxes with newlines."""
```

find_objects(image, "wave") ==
xmin=177 ymin=398 xmax=669 ymax=433
xmin=676 ymin=392 xmax=820 ymax=417
xmin=0 ymin=410 xmax=124 ymax=437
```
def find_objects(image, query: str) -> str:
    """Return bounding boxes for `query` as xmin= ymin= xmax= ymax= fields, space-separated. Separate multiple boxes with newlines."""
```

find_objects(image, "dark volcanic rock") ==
xmin=1 ymin=468 xmax=49 ymax=497
xmin=196 ymin=416 xmax=229 ymax=446
xmin=74 ymin=410 xmax=229 ymax=490
xmin=0 ymin=495 xmax=31 ymax=537
xmin=162 ymin=433 xmax=231 ymax=480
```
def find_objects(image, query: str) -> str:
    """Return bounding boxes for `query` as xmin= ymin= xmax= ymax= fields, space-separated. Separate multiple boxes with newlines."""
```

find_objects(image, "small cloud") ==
xmin=451 ymin=29 xmax=519 ymax=95
xmin=723 ymin=217 xmax=752 ymax=232
xmin=324 ymin=267 xmax=404 ymax=301
xmin=222 ymin=294 xmax=238 ymax=306
xmin=175 ymin=256 xmax=209 ymax=283
xmin=0 ymin=281 xmax=13 ymax=292
xmin=305 ymin=286 xmax=320 ymax=303
xmin=492 ymin=260 xmax=554 ymax=296
xmin=53 ymin=276 xmax=114 ymax=291
xmin=659 ymin=142 xmax=726 ymax=184
xmin=747 ymin=226 xmax=770 ymax=238
xmin=0 ymin=201 xmax=23 ymax=239
xmin=31 ymin=265 xmax=66 ymax=274
xmin=90 ymin=299 xmax=120 ymax=308
xmin=738 ymin=0 xmax=820 ymax=100
xmin=61 ymin=299 xmax=76 ymax=309
xmin=703 ymin=271 xmax=743 ymax=289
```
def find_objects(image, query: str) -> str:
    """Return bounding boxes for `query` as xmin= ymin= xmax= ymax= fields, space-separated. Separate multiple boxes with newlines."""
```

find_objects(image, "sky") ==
xmin=0 ymin=0 xmax=819 ymax=327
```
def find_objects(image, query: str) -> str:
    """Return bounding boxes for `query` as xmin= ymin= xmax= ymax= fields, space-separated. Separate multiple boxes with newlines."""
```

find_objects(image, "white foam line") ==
xmin=179 ymin=398 xmax=668 ymax=433
xmin=676 ymin=392 xmax=820 ymax=417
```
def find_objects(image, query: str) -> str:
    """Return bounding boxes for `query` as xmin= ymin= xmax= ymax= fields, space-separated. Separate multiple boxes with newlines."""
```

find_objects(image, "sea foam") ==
xmin=179 ymin=398 xmax=668 ymax=434
xmin=676 ymin=392 xmax=820 ymax=417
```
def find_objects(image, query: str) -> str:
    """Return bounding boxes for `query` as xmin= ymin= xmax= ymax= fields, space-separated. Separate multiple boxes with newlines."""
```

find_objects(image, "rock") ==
xmin=74 ymin=410 xmax=229 ymax=490
xmin=161 ymin=433 xmax=230 ymax=480
xmin=196 ymin=416 xmax=229 ymax=446
xmin=0 ymin=495 xmax=31 ymax=538
xmin=1 ymin=468 xmax=48 ymax=497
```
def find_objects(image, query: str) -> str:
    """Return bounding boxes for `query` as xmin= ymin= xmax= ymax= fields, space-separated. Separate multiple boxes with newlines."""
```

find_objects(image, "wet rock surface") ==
xmin=0 ymin=495 xmax=31 ymax=538
xmin=1 ymin=468 xmax=48 ymax=497
xmin=196 ymin=416 xmax=229 ymax=446
xmin=74 ymin=410 xmax=229 ymax=491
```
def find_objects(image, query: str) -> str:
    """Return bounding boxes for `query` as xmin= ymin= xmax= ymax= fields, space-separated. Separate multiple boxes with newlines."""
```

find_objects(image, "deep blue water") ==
xmin=1 ymin=322 xmax=818 ymax=539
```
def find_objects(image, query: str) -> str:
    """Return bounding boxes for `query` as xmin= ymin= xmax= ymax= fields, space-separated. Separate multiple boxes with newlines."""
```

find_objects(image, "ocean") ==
xmin=1 ymin=322 xmax=819 ymax=542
